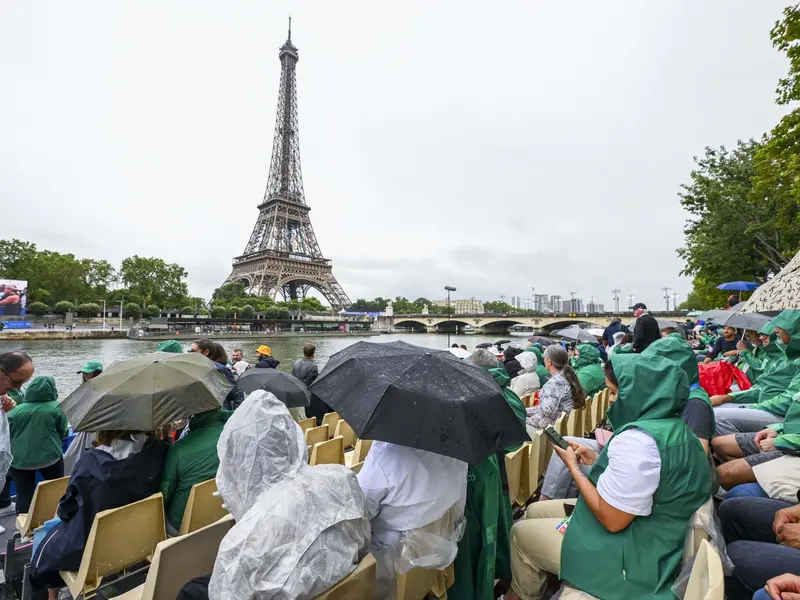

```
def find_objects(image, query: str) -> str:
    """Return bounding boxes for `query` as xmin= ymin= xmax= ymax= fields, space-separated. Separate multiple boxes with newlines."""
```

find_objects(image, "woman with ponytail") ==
xmin=525 ymin=345 xmax=587 ymax=431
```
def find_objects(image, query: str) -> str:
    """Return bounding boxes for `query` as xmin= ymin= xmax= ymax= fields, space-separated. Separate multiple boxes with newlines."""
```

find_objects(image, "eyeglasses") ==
xmin=1 ymin=368 xmax=30 ymax=389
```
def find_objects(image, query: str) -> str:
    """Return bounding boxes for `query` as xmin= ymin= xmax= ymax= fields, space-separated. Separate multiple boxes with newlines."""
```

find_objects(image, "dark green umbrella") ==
xmin=60 ymin=352 xmax=232 ymax=432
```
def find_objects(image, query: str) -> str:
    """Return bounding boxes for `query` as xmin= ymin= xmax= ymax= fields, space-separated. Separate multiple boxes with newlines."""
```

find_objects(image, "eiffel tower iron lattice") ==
xmin=224 ymin=21 xmax=351 ymax=309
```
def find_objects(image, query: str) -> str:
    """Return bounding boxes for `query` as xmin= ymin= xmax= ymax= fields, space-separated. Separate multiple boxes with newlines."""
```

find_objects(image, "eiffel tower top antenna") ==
xmin=288 ymin=15 xmax=291 ymax=41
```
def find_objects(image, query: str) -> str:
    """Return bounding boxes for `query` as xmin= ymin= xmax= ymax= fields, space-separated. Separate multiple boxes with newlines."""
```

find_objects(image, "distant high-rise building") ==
xmin=563 ymin=298 xmax=584 ymax=313
xmin=587 ymin=301 xmax=605 ymax=313
xmin=551 ymin=295 xmax=562 ymax=313
xmin=561 ymin=300 xmax=572 ymax=314
xmin=510 ymin=295 xmax=522 ymax=309
xmin=534 ymin=294 xmax=550 ymax=312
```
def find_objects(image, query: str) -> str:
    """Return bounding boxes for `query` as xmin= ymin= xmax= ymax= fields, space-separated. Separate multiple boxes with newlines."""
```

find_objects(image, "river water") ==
xmin=0 ymin=332 xmax=521 ymax=400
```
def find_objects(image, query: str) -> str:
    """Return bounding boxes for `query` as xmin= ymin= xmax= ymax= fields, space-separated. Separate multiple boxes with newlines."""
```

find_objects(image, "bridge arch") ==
xmin=540 ymin=319 xmax=608 ymax=331
xmin=393 ymin=318 xmax=428 ymax=330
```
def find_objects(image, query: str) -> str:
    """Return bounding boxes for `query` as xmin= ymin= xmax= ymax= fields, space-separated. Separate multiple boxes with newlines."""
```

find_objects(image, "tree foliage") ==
xmin=240 ymin=304 xmax=255 ymax=319
xmin=77 ymin=303 xmax=101 ymax=318
xmin=120 ymin=256 xmax=188 ymax=309
xmin=123 ymin=302 xmax=142 ymax=320
xmin=27 ymin=301 xmax=49 ymax=316
xmin=144 ymin=305 xmax=161 ymax=318
xmin=53 ymin=300 xmax=74 ymax=315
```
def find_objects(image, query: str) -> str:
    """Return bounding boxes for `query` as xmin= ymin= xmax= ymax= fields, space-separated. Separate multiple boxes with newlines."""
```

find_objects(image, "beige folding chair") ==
xmin=334 ymin=420 xmax=356 ymax=450
xmin=115 ymin=515 xmax=234 ymax=600
xmin=345 ymin=438 xmax=372 ymax=466
xmin=566 ymin=410 xmax=581 ymax=437
xmin=60 ymin=493 xmax=166 ymax=599
xmin=321 ymin=412 xmax=341 ymax=437
xmin=527 ymin=432 xmax=544 ymax=501
xmin=555 ymin=412 xmax=569 ymax=437
xmin=349 ymin=460 xmax=365 ymax=474
xmin=396 ymin=562 xmax=453 ymax=600
xmin=15 ymin=476 xmax=69 ymax=538
xmin=314 ymin=553 xmax=377 ymax=600
xmin=683 ymin=499 xmax=713 ymax=563
xmin=298 ymin=417 xmax=316 ymax=433
xmin=179 ymin=478 xmax=228 ymax=535
xmin=310 ymin=436 xmax=346 ymax=466
xmin=305 ymin=424 xmax=330 ymax=446
xmin=684 ymin=539 xmax=724 ymax=600
xmin=504 ymin=445 xmax=525 ymax=507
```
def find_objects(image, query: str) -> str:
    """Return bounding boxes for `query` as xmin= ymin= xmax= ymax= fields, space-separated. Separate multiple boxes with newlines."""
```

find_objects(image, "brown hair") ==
xmin=94 ymin=430 xmax=135 ymax=447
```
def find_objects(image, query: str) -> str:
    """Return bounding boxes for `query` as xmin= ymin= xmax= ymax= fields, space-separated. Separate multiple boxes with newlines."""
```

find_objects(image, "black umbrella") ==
xmin=527 ymin=335 xmax=555 ymax=346
xmin=475 ymin=342 xmax=493 ymax=349
xmin=237 ymin=369 xmax=311 ymax=408
xmin=310 ymin=341 xmax=529 ymax=464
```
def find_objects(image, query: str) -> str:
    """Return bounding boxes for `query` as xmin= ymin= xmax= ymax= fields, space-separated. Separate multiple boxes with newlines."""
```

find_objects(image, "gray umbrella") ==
xmin=60 ymin=352 xmax=232 ymax=432
xmin=697 ymin=309 xmax=732 ymax=324
xmin=719 ymin=312 xmax=771 ymax=331
xmin=554 ymin=328 xmax=598 ymax=344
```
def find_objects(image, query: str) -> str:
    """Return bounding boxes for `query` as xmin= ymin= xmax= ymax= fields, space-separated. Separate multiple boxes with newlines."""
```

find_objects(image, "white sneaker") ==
xmin=0 ymin=525 xmax=6 ymax=535
xmin=0 ymin=503 xmax=15 ymax=517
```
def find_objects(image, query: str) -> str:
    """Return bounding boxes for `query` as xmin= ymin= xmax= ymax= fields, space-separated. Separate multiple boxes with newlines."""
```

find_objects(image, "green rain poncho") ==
xmin=571 ymin=344 xmax=606 ymax=397
xmin=449 ymin=367 xmax=526 ymax=599
xmin=7 ymin=376 xmax=68 ymax=469
xmin=739 ymin=310 xmax=800 ymax=415
xmin=525 ymin=345 xmax=550 ymax=385
xmin=737 ymin=321 xmax=784 ymax=384
xmin=561 ymin=354 xmax=711 ymax=600
xmin=754 ymin=311 xmax=800 ymax=452
xmin=157 ymin=340 xmax=185 ymax=353
xmin=644 ymin=334 xmax=715 ymax=437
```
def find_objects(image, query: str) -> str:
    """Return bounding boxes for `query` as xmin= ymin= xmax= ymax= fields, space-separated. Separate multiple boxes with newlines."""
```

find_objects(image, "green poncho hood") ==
xmin=607 ymin=353 xmax=689 ymax=431
xmin=525 ymin=346 xmax=544 ymax=361
xmin=157 ymin=340 xmax=185 ymax=353
xmin=24 ymin=376 xmax=57 ymax=403
xmin=643 ymin=335 xmax=700 ymax=386
xmin=487 ymin=366 xmax=510 ymax=388
xmin=772 ymin=310 xmax=800 ymax=361
xmin=757 ymin=321 xmax=784 ymax=359
xmin=572 ymin=344 xmax=601 ymax=369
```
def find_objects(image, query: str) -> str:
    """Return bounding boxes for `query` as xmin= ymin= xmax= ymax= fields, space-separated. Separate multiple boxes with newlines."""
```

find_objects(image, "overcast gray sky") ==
xmin=0 ymin=1 xmax=792 ymax=309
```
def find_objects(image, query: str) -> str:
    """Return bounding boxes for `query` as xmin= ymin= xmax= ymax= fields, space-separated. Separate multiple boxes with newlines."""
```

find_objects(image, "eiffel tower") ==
xmin=224 ymin=21 xmax=351 ymax=309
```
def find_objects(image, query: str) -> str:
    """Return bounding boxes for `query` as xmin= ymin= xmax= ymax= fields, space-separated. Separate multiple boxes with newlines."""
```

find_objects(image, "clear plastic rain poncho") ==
xmin=210 ymin=391 xmax=370 ymax=600
xmin=0 ymin=411 xmax=11 ymax=481
xmin=510 ymin=351 xmax=541 ymax=398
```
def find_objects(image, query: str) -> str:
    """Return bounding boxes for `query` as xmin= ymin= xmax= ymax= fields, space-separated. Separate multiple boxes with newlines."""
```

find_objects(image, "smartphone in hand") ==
xmin=544 ymin=426 xmax=569 ymax=450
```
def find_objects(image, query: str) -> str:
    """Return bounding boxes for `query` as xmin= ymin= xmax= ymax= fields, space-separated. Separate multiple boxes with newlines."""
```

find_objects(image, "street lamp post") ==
xmin=444 ymin=285 xmax=457 ymax=348
xmin=102 ymin=299 xmax=106 ymax=330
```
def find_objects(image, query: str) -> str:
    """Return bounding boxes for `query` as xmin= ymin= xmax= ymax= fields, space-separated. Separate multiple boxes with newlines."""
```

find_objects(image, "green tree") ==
xmin=144 ymin=305 xmax=161 ymax=318
xmin=124 ymin=302 xmax=142 ymax=320
xmin=210 ymin=307 xmax=227 ymax=318
xmin=484 ymin=301 xmax=514 ymax=314
xmin=240 ymin=304 xmax=255 ymax=319
xmin=349 ymin=298 xmax=387 ymax=312
xmin=81 ymin=259 xmax=117 ymax=298
xmin=77 ymin=302 xmax=101 ymax=318
xmin=120 ymin=256 xmax=189 ymax=308
xmin=227 ymin=306 xmax=243 ymax=318
xmin=300 ymin=297 xmax=325 ymax=313
xmin=181 ymin=305 xmax=194 ymax=315
xmin=197 ymin=307 xmax=210 ymax=316
xmin=265 ymin=306 xmax=289 ymax=320
xmin=771 ymin=4 xmax=800 ymax=105
xmin=212 ymin=282 xmax=248 ymax=304
xmin=26 ymin=301 xmax=49 ymax=316
xmin=53 ymin=300 xmax=74 ymax=315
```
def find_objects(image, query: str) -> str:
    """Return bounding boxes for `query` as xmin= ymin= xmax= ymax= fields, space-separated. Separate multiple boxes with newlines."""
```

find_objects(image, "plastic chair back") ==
xmin=16 ymin=476 xmax=69 ymax=537
xmin=310 ymin=436 xmax=346 ymax=466
xmin=179 ymin=478 xmax=227 ymax=535
xmin=504 ymin=446 xmax=525 ymax=507
xmin=321 ymin=412 xmax=341 ymax=436
xmin=684 ymin=539 xmax=724 ymax=600
xmin=298 ymin=417 xmax=316 ymax=432
xmin=334 ymin=420 xmax=356 ymax=450
xmin=305 ymin=424 xmax=330 ymax=446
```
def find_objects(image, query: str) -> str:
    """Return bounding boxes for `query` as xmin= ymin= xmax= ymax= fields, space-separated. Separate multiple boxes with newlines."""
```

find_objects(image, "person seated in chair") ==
xmin=505 ymin=353 xmax=711 ymax=600
xmin=30 ymin=430 xmax=169 ymax=599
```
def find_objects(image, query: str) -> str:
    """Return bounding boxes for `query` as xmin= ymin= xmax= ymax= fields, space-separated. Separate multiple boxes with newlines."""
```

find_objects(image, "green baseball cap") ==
xmin=77 ymin=360 xmax=104 ymax=375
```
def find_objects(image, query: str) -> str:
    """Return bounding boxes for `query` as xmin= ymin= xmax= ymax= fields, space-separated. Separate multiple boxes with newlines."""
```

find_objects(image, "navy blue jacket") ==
xmin=30 ymin=437 xmax=168 ymax=588
xmin=214 ymin=362 xmax=244 ymax=411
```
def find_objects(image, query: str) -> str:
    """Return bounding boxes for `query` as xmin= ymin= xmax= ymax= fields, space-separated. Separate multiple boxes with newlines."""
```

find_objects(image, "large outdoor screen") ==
xmin=0 ymin=279 xmax=27 ymax=317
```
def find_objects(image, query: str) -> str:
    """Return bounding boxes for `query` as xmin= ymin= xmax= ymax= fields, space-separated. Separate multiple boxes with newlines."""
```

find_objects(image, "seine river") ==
xmin=0 ymin=332 xmax=517 ymax=400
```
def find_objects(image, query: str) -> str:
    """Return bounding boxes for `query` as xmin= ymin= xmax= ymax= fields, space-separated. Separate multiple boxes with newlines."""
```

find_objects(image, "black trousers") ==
xmin=10 ymin=458 xmax=65 ymax=515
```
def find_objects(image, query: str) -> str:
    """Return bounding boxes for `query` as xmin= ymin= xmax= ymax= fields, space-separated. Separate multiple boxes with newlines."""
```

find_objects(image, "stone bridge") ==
xmin=374 ymin=312 xmax=687 ymax=334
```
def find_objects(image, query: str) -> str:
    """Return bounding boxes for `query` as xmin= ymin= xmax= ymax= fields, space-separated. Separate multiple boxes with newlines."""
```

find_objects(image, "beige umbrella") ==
xmin=60 ymin=352 xmax=232 ymax=432
xmin=743 ymin=250 xmax=800 ymax=313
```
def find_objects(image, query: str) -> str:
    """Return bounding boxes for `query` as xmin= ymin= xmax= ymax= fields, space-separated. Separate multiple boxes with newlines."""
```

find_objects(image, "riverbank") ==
xmin=129 ymin=330 xmax=380 ymax=341
xmin=0 ymin=329 xmax=380 ymax=342
xmin=0 ymin=330 xmax=129 ymax=341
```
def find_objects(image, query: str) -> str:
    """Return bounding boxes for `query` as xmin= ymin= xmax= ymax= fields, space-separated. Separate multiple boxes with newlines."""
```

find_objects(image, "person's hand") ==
xmin=755 ymin=428 xmax=779 ymax=444
xmin=760 ymin=437 xmax=777 ymax=452
xmin=710 ymin=394 xmax=731 ymax=407
xmin=568 ymin=440 xmax=599 ymax=466
xmin=774 ymin=505 xmax=800 ymax=535
xmin=737 ymin=341 xmax=748 ymax=352
xmin=703 ymin=357 xmax=712 ymax=364
xmin=0 ymin=395 xmax=16 ymax=413
xmin=724 ymin=349 xmax=740 ymax=356
xmin=553 ymin=443 xmax=579 ymax=471
xmin=778 ymin=523 xmax=800 ymax=550
xmin=765 ymin=573 xmax=800 ymax=600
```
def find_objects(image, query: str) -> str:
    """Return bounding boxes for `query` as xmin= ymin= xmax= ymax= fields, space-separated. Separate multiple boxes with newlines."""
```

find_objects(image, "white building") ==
xmin=431 ymin=298 xmax=485 ymax=314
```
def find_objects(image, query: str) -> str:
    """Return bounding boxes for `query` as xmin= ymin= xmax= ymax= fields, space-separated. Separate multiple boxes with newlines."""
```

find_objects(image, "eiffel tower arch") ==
xmin=225 ymin=21 xmax=351 ymax=310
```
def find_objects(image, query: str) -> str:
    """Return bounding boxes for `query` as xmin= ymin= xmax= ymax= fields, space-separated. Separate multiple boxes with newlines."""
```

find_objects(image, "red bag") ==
xmin=698 ymin=361 xmax=752 ymax=396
